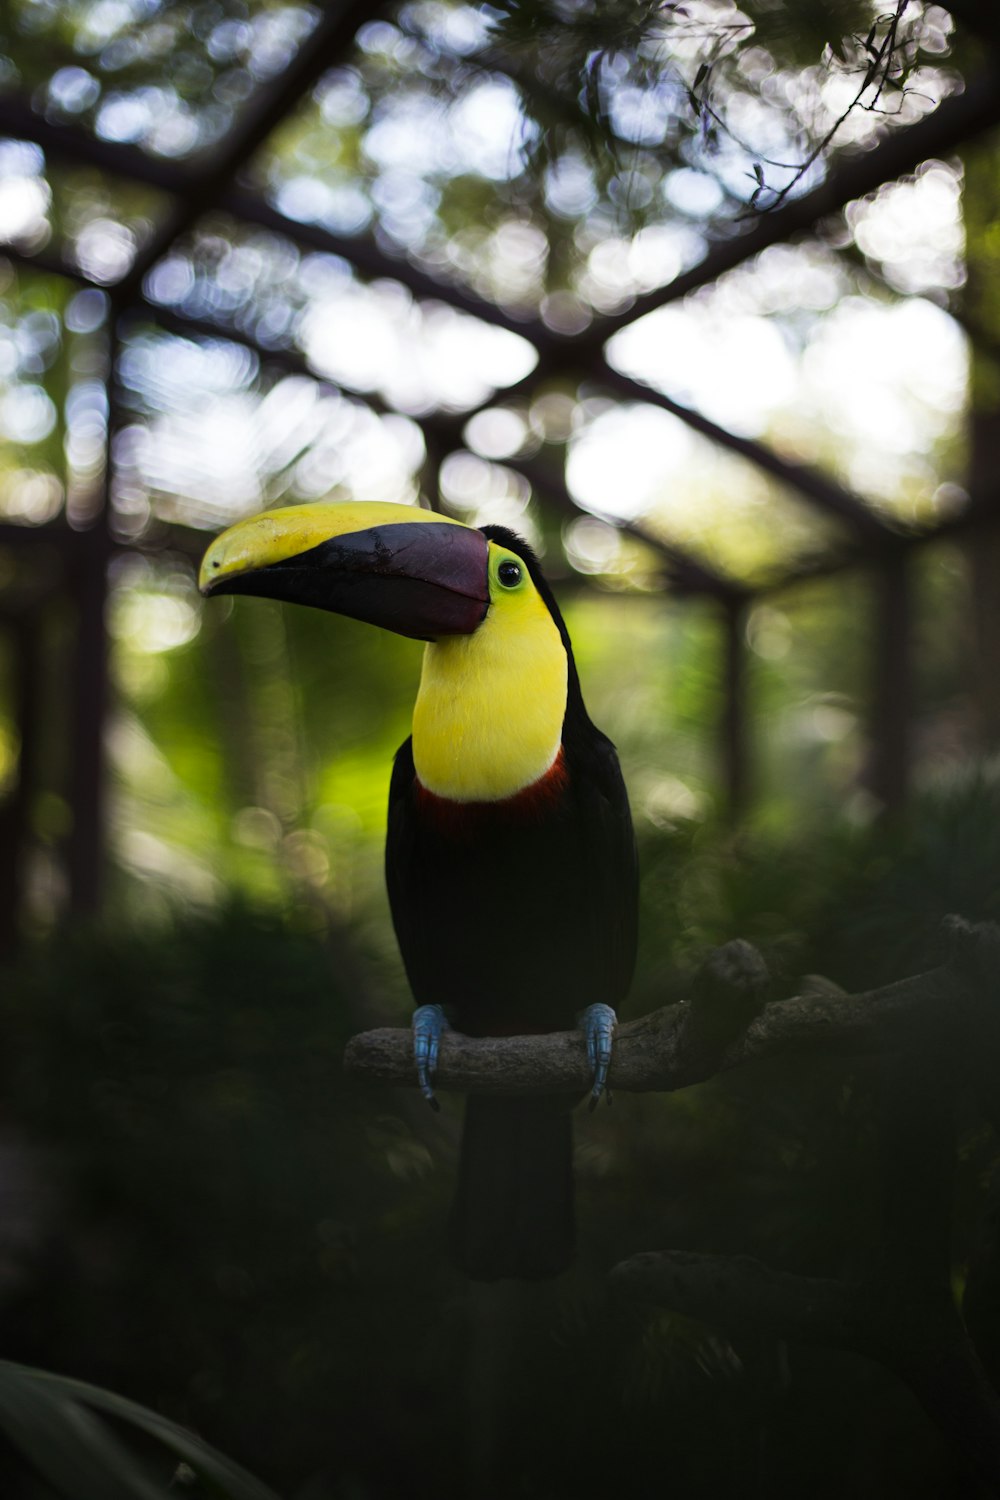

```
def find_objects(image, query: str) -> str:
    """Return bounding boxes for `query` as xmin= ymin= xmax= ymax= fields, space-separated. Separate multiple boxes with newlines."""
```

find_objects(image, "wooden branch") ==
xmin=343 ymin=927 xmax=991 ymax=1097
xmin=345 ymin=919 xmax=1000 ymax=1482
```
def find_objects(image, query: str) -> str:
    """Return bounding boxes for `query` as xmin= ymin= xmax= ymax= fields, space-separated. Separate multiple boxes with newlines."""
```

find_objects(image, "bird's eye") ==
xmin=497 ymin=560 xmax=522 ymax=588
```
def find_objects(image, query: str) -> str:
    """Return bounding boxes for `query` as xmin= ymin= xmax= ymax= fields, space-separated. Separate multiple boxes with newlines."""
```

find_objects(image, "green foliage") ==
xmin=961 ymin=139 xmax=1000 ymax=409
xmin=0 ymin=904 xmax=459 ymax=1493
xmin=636 ymin=757 xmax=1000 ymax=999
xmin=4 ymin=756 xmax=1000 ymax=1493
xmin=0 ymin=0 xmax=315 ymax=153
xmin=0 ymin=1359 xmax=280 ymax=1500
xmin=487 ymin=0 xmax=949 ymax=203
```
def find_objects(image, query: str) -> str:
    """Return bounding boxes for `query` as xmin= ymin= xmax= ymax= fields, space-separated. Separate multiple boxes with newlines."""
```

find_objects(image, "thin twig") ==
xmin=750 ymin=0 xmax=915 ymax=211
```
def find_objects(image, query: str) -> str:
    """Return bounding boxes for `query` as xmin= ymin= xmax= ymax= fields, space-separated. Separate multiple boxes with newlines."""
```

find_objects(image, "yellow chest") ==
xmin=411 ymin=595 xmax=568 ymax=802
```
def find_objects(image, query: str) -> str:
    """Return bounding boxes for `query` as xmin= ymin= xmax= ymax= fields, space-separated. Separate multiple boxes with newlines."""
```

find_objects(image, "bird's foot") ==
xmin=578 ymin=1003 xmax=617 ymax=1111
xmin=412 ymin=1004 xmax=451 ymax=1112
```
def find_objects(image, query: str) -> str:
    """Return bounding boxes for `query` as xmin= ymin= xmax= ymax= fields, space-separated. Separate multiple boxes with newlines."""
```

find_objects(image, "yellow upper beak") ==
xmin=198 ymin=501 xmax=470 ymax=595
xmin=198 ymin=500 xmax=490 ymax=642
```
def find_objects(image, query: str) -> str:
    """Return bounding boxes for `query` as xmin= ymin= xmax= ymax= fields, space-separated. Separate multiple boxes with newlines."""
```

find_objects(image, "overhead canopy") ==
xmin=0 ymin=1 xmax=995 ymax=596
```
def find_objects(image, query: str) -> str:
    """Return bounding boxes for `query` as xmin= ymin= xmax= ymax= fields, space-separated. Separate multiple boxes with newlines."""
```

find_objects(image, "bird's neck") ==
xmin=412 ymin=601 xmax=568 ymax=803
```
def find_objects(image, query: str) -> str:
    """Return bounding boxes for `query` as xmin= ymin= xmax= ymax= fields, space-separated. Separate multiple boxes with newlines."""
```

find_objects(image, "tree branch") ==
xmin=344 ymin=920 xmax=1000 ymax=1484
xmin=343 ymin=928 xmax=990 ymax=1097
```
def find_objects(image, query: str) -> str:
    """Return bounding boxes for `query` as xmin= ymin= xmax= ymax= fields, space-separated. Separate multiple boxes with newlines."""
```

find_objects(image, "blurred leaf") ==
xmin=0 ymin=1365 xmax=163 ymax=1500
xmin=0 ymin=1360 xmax=283 ymax=1500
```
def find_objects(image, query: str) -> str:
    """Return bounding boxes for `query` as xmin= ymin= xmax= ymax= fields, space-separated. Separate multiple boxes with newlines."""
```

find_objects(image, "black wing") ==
xmin=384 ymin=735 xmax=431 ymax=1004
xmin=566 ymin=725 xmax=638 ymax=1013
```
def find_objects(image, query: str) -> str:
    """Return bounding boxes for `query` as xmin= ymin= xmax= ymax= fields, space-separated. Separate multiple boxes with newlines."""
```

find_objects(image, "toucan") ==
xmin=199 ymin=500 xmax=637 ymax=1280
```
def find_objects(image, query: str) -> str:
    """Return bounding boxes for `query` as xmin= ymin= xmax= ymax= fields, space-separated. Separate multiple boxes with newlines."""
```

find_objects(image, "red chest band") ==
xmin=414 ymin=747 xmax=569 ymax=835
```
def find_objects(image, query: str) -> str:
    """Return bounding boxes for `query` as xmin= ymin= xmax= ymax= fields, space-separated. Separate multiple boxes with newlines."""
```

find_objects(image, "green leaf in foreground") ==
xmin=0 ymin=1360 xmax=283 ymax=1500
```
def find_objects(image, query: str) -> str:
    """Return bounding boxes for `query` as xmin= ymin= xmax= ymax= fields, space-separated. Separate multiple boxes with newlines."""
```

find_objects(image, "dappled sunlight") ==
xmin=438 ymin=449 xmax=534 ymax=535
xmin=799 ymin=295 xmax=967 ymax=515
xmin=362 ymin=73 xmax=526 ymax=185
xmin=609 ymin=306 xmax=800 ymax=439
xmin=848 ymin=159 xmax=965 ymax=295
xmin=566 ymin=400 xmax=844 ymax=583
xmin=0 ymin=467 xmax=63 ymax=524
xmin=112 ymin=334 xmax=427 ymax=531
xmin=143 ymin=219 xmax=539 ymax=412
xmin=0 ymin=263 xmax=73 ymax=526
xmin=0 ymin=713 xmax=18 ymax=795
xmin=608 ymin=172 xmax=970 ymax=523
xmin=107 ymin=710 xmax=228 ymax=907
xmin=299 ymin=281 xmax=538 ymax=413
xmin=0 ymin=142 xmax=50 ymax=251
xmin=463 ymin=403 xmax=532 ymax=460
xmin=576 ymin=222 xmax=706 ymax=314
xmin=250 ymin=6 xmax=758 ymax=314
xmin=5 ymin=0 xmax=319 ymax=156
xmin=109 ymin=557 xmax=202 ymax=655
xmin=0 ymin=142 xmax=168 ymax=280
xmin=567 ymin=402 xmax=692 ymax=523
xmin=564 ymin=591 xmax=719 ymax=824
xmin=562 ymin=515 xmax=662 ymax=592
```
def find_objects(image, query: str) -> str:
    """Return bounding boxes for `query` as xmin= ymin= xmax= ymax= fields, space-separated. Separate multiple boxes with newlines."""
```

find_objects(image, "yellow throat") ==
xmin=411 ymin=540 xmax=568 ymax=802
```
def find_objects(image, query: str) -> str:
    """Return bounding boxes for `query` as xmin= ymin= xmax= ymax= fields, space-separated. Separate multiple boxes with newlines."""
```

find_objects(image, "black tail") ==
xmin=452 ymin=1094 xmax=574 ymax=1281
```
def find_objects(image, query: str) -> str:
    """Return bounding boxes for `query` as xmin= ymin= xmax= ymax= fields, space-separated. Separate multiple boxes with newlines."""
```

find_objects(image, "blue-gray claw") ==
xmin=578 ymin=1002 xmax=617 ymax=1110
xmin=412 ymin=1004 xmax=450 ymax=1111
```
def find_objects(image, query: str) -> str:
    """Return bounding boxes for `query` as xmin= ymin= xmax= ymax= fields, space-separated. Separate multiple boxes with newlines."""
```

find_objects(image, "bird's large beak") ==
xmin=198 ymin=501 xmax=490 ymax=641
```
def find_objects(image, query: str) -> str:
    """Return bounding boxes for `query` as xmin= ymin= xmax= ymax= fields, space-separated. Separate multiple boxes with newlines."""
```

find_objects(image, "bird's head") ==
xmin=200 ymin=501 xmax=593 ymax=801
xmin=197 ymin=500 xmax=563 ymax=647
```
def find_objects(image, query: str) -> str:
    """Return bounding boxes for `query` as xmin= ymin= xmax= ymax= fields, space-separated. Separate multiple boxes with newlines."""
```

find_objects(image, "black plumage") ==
xmin=385 ymin=527 xmax=637 ymax=1279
